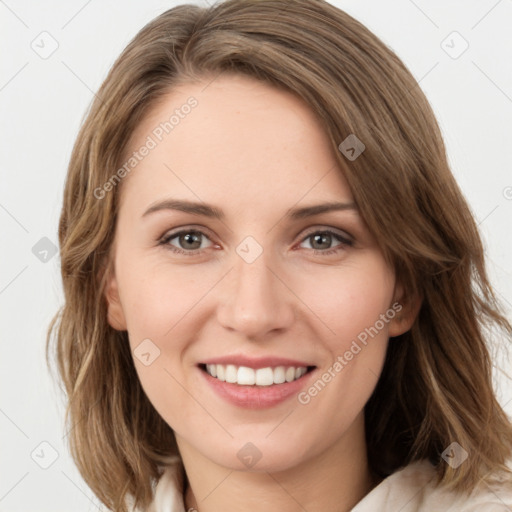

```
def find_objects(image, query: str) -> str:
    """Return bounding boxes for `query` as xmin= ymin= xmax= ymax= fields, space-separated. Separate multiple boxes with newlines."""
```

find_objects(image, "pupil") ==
xmin=312 ymin=233 xmax=330 ymax=250
xmin=182 ymin=232 xmax=200 ymax=249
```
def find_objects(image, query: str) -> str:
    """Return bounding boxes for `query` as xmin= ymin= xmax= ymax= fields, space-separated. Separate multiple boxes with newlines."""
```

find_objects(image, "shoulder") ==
xmin=351 ymin=458 xmax=512 ymax=512
xmin=145 ymin=456 xmax=187 ymax=512
xmin=144 ymin=456 xmax=512 ymax=512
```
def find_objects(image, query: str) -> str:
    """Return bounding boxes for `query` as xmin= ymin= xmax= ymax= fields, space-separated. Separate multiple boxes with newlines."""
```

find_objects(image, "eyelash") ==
xmin=158 ymin=227 xmax=353 ymax=257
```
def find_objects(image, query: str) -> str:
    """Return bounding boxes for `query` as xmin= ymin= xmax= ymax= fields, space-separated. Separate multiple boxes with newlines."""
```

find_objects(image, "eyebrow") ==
xmin=142 ymin=198 xmax=358 ymax=220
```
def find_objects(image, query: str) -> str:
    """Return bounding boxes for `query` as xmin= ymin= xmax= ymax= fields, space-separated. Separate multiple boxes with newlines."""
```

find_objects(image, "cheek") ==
xmin=297 ymin=259 xmax=395 ymax=345
xmin=300 ymin=261 xmax=395 ymax=414
xmin=117 ymin=259 xmax=203 ymax=425
xmin=118 ymin=257 xmax=213 ymax=342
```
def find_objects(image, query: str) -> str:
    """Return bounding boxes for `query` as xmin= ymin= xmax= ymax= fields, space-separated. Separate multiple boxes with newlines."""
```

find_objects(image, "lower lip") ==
xmin=199 ymin=366 xmax=316 ymax=409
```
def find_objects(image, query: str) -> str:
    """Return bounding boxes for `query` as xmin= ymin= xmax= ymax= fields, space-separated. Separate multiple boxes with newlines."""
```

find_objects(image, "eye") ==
xmin=159 ymin=229 xmax=214 ymax=255
xmin=298 ymin=229 xmax=353 ymax=255
xmin=158 ymin=227 xmax=353 ymax=257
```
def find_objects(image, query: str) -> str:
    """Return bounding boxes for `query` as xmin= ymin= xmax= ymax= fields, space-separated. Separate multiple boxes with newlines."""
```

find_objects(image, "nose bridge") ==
xmin=216 ymin=241 xmax=295 ymax=338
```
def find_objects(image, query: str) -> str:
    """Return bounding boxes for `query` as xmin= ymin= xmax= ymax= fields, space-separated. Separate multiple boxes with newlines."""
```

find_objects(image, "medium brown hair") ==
xmin=46 ymin=0 xmax=512 ymax=510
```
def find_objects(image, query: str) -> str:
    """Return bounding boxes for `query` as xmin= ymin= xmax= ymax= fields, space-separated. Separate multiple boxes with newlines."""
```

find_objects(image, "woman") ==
xmin=47 ymin=1 xmax=512 ymax=510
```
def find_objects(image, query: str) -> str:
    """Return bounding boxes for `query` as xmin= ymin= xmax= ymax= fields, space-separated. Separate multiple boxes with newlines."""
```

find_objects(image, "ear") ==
xmin=103 ymin=263 xmax=127 ymax=331
xmin=388 ymin=281 xmax=422 ymax=337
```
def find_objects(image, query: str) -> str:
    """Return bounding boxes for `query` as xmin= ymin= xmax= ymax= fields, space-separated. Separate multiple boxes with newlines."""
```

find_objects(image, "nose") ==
xmin=216 ymin=249 xmax=296 ymax=340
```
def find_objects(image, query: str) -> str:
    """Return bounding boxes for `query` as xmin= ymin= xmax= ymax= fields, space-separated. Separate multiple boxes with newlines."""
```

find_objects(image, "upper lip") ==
xmin=200 ymin=355 xmax=315 ymax=370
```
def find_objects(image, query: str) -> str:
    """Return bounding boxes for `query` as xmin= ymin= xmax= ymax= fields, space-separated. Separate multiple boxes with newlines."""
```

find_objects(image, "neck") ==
xmin=178 ymin=413 xmax=378 ymax=512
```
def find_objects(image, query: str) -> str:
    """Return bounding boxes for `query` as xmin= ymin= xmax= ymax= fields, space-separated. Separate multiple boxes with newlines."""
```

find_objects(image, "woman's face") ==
xmin=105 ymin=73 xmax=413 ymax=472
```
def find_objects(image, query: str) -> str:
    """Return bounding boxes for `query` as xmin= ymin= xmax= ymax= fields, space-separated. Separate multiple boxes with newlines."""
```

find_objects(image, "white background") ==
xmin=1 ymin=1 xmax=511 ymax=510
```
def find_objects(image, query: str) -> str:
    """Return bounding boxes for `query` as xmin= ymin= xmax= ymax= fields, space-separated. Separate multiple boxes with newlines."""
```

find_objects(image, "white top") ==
xmin=146 ymin=456 xmax=512 ymax=511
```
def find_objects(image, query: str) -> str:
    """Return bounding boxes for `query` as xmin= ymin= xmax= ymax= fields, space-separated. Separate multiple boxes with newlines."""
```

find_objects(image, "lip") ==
xmin=199 ymin=355 xmax=314 ymax=370
xmin=198 ymin=364 xmax=317 ymax=410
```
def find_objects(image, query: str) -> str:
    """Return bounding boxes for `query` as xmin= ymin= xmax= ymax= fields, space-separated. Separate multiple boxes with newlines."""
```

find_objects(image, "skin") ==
xmin=104 ymin=73 xmax=419 ymax=512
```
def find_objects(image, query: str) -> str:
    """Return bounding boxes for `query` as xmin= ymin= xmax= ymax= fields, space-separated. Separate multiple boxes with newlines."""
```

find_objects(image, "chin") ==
xmin=201 ymin=436 xmax=312 ymax=473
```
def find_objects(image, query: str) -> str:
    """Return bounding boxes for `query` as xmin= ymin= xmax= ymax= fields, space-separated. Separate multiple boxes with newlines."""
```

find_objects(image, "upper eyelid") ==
xmin=300 ymin=226 xmax=352 ymax=241
xmin=160 ymin=225 xmax=216 ymax=243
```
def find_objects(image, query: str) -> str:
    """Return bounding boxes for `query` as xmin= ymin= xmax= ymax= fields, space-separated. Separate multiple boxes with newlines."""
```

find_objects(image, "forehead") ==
xmin=118 ymin=73 xmax=353 ymax=217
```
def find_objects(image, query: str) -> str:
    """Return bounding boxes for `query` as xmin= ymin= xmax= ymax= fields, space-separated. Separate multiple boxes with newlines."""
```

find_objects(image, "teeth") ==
xmin=207 ymin=364 xmax=217 ymax=378
xmin=204 ymin=364 xmax=308 ymax=386
xmin=256 ymin=367 xmax=273 ymax=386
xmin=216 ymin=365 xmax=225 ymax=381
xmin=238 ymin=366 xmax=255 ymax=385
xmin=273 ymin=366 xmax=285 ymax=384
xmin=225 ymin=364 xmax=237 ymax=383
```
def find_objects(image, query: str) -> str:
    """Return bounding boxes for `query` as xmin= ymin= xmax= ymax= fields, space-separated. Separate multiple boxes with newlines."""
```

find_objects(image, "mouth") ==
xmin=198 ymin=363 xmax=317 ymax=386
